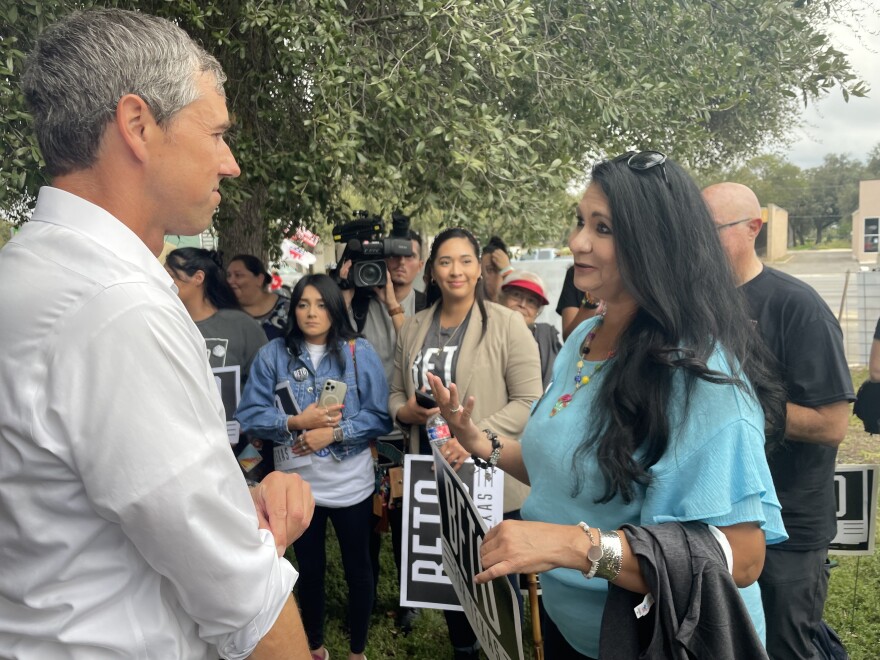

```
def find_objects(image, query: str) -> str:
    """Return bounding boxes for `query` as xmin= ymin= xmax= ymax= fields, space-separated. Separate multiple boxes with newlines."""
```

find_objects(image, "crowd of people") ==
xmin=0 ymin=7 xmax=857 ymax=660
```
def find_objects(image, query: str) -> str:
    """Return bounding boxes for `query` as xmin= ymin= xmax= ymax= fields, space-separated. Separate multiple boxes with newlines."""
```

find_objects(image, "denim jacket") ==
xmin=236 ymin=337 xmax=392 ymax=461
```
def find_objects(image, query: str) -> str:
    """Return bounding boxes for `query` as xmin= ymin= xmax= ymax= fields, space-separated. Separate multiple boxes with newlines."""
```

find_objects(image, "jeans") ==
xmin=294 ymin=495 xmax=375 ymax=653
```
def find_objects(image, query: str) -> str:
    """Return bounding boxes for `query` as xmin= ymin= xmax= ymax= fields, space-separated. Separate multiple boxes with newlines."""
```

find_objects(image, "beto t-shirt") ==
xmin=411 ymin=308 xmax=472 ymax=454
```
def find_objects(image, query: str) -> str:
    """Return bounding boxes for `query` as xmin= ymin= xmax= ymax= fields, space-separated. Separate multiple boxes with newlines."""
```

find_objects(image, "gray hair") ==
xmin=22 ymin=8 xmax=226 ymax=177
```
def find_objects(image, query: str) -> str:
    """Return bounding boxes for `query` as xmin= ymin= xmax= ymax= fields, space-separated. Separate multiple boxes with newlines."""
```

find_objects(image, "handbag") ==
xmin=346 ymin=340 xmax=405 ymax=527
xmin=853 ymin=379 xmax=880 ymax=434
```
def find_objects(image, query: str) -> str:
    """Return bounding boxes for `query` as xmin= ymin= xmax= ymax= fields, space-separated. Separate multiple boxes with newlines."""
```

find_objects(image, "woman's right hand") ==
xmin=396 ymin=394 xmax=439 ymax=426
xmin=426 ymin=373 xmax=485 ymax=454
xmin=289 ymin=402 xmax=344 ymax=432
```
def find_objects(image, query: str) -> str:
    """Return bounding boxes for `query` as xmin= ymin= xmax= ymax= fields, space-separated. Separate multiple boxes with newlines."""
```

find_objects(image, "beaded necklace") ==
xmin=550 ymin=304 xmax=615 ymax=417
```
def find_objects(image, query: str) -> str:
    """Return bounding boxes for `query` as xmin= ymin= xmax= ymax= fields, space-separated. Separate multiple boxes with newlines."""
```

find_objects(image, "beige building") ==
xmin=851 ymin=179 xmax=880 ymax=264
xmin=761 ymin=204 xmax=788 ymax=262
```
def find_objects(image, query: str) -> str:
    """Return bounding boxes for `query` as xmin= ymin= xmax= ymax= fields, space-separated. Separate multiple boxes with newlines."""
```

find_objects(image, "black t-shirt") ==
xmin=555 ymin=266 xmax=585 ymax=315
xmin=742 ymin=267 xmax=854 ymax=550
xmin=874 ymin=317 xmax=880 ymax=340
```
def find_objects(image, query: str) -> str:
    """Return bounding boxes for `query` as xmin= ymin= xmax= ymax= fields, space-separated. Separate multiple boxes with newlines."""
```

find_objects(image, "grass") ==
xmin=300 ymin=368 xmax=880 ymax=659
xmin=792 ymin=238 xmax=852 ymax=250
xmin=822 ymin=367 xmax=880 ymax=660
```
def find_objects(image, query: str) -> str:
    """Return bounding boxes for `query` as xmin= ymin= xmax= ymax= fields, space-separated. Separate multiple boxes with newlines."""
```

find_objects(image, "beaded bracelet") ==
xmin=578 ymin=522 xmax=602 ymax=579
xmin=471 ymin=429 xmax=503 ymax=474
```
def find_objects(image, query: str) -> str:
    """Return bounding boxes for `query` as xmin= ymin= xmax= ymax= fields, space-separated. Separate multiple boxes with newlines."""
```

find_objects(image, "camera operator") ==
xmin=333 ymin=214 xmax=426 ymax=633
xmin=340 ymin=234 xmax=424 ymax=352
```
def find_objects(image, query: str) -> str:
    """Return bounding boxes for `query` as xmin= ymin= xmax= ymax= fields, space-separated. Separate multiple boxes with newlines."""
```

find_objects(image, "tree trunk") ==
xmin=815 ymin=225 xmax=823 ymax=245
xmin=217 ymin=184 xmax=270 ymax=264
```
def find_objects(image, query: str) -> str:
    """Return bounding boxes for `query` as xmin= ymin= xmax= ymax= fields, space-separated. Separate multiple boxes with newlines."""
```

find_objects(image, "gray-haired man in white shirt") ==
xmin=0 ymin=9 xmax=313 ymax=659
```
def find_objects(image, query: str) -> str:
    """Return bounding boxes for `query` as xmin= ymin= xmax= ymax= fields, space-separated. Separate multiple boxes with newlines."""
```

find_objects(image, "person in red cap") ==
xmin=500 ymin=270 xmax=562 ymax=388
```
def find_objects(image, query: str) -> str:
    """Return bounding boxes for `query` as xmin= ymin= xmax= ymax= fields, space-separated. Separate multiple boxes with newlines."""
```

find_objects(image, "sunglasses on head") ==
xmin=615 ymin=150 xmax=669 ymax=187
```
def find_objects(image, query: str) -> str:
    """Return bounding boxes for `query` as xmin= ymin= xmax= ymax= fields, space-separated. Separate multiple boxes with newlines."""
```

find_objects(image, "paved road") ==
xmin=771 ymin=250 xmax=873 ymax=365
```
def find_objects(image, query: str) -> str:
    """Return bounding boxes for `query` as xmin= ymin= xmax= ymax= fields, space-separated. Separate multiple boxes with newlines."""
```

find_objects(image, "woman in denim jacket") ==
xmin=237 ymin=274 xmax=391 ymax=660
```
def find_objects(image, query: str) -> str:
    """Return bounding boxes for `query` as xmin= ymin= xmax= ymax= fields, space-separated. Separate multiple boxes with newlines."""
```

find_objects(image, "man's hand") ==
xmin=250 ymin=472 xmax=314 ymax=555
xmin=339 ymin=258 xmax=355 ymax=307
xmin=490 ymin=249 xmax=511 ymax=273
xmin=375 ymin=277 xmax=398 ymax=308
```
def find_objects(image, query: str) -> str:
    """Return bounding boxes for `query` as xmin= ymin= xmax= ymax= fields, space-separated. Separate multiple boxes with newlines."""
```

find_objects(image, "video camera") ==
xmin=332 ymin=210 xmax=414 ymax=289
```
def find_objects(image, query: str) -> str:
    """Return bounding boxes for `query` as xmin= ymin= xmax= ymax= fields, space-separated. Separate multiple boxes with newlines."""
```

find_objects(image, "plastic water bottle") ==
xmin=426 ymin=412 xmax=452 ymax=448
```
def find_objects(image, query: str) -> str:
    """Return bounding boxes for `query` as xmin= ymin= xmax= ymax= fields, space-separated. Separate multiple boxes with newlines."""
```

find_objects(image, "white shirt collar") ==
xmin=31 ymin=186 xmax=174 ymax=289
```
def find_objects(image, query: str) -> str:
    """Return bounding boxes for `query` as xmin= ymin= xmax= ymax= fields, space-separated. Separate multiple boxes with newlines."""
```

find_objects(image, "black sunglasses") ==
xmin=615 ymin=150 xmax=669 ymax=187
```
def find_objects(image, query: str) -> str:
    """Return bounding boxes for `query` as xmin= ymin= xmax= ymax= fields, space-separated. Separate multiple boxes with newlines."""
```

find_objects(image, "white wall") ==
xmin=511 ymin=257 xmax=574 ymax=336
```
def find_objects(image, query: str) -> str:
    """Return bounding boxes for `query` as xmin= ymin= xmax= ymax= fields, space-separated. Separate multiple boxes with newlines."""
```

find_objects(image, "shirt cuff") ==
xmin=211 ymin=529 xmax=299 ymax=659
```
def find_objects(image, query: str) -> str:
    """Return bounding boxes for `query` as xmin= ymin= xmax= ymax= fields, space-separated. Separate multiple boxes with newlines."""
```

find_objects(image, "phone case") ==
xmin=415 ymin=391 xmax=437 ymax=408
xmin=319 ymin=379 xmax=348 ymax=407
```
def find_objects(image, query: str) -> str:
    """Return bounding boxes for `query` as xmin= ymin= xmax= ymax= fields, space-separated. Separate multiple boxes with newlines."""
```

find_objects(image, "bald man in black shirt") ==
xmin=704 ymin=182 xmax=854 ymax=660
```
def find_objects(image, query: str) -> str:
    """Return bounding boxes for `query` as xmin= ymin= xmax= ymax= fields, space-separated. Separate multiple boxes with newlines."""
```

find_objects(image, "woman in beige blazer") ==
xmin=388 ymin=226 xmax=542 ymax=659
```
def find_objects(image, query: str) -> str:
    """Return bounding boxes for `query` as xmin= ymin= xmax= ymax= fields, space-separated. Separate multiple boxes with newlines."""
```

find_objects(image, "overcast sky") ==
xmin=786 ymin=12 xmax=880 ymax=169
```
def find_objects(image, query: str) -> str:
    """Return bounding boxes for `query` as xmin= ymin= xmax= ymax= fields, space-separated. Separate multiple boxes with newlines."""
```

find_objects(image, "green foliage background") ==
xmin=0 ymin=0 xmax=869 ymax=257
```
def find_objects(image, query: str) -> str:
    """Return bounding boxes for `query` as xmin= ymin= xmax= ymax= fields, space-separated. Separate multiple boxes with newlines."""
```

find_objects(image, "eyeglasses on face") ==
xmin=505 ymin=288 xmax=541 ymax=309
xmin=616 ymin=150 xmax=669 ymax=187
xmin=715 ymin=217 xmax=758 ymax=231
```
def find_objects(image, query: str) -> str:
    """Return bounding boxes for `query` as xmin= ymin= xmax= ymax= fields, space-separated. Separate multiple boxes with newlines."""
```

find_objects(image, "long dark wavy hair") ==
xmin=424 ymin=227 xmax=489 ymax=340
xmin=166 ymin=248 xmax=240 ymax=310
xmin=576 ymin=153 xmax=787 ymax=504
xmin=284 ymin=274 xmax=358 ymax=362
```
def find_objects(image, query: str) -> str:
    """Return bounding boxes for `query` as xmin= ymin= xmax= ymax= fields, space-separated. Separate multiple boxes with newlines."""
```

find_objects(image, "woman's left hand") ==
xmin=475 ymin=519 xmax=586 ymax=584
xmin=293 ymin=428 xmax=335 ymax=455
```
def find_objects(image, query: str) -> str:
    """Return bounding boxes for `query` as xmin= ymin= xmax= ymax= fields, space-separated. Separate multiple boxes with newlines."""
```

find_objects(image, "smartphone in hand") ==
xmin=414 ymin=390 xmax=437 ymax=409
xmin=319 ymin=379 xmax=348 ymax=407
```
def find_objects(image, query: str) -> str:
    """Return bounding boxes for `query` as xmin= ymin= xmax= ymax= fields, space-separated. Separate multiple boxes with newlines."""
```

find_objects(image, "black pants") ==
xmin=369 ymin=500 xmax=405 ymax=597
xmin=293 ymin=495 xmax=374 ymax=653
xmin=759 ymin=546 xmax=830 ymax=660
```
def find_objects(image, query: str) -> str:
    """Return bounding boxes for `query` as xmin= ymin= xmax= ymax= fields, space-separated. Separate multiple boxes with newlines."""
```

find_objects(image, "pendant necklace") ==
xmin=550 ymin=304 xmax=615 ymax=417
xmin=436 ymin=307 xmax=470 ymax=354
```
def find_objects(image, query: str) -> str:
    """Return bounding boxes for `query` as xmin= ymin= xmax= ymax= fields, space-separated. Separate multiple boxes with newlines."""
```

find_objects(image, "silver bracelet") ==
xmin=595 ymin=530 xmax=623 ymax=582
xmin=578 ymin=522 xmax=602 ymax=579
xmin=333 ymin=427 xmax=344 ymax=443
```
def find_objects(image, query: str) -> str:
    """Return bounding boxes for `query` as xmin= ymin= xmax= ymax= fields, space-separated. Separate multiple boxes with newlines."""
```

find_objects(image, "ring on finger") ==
xmin=450 ymin=405 xmax=462 ymax=414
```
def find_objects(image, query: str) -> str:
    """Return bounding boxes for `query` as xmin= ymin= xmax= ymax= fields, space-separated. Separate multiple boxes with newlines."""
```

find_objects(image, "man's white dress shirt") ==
xmin=0 ymin=188 xmax=296 ymax=659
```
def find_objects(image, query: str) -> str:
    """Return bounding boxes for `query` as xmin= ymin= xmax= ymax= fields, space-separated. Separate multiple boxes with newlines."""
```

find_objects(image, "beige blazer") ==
xmin=389 ymin=300 xmax=543 ymax=512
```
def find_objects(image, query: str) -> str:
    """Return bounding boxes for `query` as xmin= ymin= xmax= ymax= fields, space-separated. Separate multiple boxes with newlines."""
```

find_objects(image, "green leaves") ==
xmin=0 ymin=0 xmax=869 ymax=251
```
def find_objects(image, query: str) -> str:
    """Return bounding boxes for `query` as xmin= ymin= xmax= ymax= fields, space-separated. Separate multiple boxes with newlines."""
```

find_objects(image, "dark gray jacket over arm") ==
xmin=599 ymin=522 xmax=768 ymax=660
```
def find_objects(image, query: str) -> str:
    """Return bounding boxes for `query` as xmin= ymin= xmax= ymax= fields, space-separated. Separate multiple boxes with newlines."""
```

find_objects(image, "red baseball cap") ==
xmin=501 ymin=270 xmax=549 ymax=306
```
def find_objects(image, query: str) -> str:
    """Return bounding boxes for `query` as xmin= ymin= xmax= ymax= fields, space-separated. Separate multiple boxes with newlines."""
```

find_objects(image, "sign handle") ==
xmin=527 ymin=573 xmax=543 ymax=660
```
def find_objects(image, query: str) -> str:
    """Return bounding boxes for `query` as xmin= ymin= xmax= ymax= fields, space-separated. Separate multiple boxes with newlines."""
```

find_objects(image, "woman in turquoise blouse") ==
xmin=429 ymin=152 xmax=788 ymax=659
